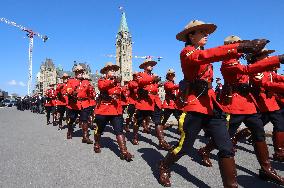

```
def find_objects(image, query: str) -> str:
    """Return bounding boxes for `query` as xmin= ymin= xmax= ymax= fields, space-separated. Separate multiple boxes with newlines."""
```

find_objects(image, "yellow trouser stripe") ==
xmin=226 ymin=114 xmax=231 ymax=129
xmin=173 ymin=112 xmax=187 ymax=155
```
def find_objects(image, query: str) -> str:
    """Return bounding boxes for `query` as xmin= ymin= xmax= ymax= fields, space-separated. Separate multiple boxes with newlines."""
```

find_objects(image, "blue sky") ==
xmin=1 ymin=0 xmax=284 ymax=96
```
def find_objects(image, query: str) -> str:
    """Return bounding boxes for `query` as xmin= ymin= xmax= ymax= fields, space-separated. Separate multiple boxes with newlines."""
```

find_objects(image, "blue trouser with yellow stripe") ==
xmin=172 ymin=109 xmax=234 ymax=158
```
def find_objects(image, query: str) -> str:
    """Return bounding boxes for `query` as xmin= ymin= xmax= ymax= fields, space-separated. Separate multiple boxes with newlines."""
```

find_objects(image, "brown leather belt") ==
xmin=77 ymin=98 xmax=88 ymax=101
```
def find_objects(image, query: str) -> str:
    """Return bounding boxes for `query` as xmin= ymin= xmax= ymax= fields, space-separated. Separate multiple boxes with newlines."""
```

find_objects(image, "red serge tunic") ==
xmin=135 ymin=72 xmax=155 ymax=111
xmin=163 ymin=81 xmax=179 ymax=110
xmin=44 ymin=88 xmax=56 ymax=107
xmin=89 ymin=87 xmax=96 ymax=107
xmin=257 ymin=72 xmax=284 ymax=93
xmin=180 ymin=44 xmax=240 ymax=115
xmin=121 ymin=85 xmax=129 ymax=107
xmin=127 ymin=80 xmax=138 ymax=105
xmin=95 ymin=78 xmax=123 ymax=116
xmin=66 ymin=78 xmax=93 ymax=110
xmin=55 ymin=83 xmax=67 ymax=106
xmin=251 ymin=71 xmax=280 ymax=112
xmin=221 ymin=56 xmax=280 ymax=114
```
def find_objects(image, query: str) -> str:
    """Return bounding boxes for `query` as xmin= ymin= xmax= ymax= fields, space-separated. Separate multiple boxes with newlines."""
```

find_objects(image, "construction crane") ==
xmin=106 ymin=54 xmax=163 ymax=61
xmin=0 ymin=18 xmax=48 ymax=96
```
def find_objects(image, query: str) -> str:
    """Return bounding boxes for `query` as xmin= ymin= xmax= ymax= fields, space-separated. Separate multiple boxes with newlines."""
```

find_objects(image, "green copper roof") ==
xmin=118 ymin=12 xmax=129 ymax=32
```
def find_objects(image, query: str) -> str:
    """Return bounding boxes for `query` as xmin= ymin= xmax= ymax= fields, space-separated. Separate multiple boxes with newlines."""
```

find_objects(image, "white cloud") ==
xmin=18 ymin=81 xmax=26 ymax=87
xmin=8 ymin=80 xmax=17 ymax=86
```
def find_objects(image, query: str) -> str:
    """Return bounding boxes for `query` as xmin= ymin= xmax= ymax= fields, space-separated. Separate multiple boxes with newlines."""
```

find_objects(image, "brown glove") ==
xmin=237 ymin=39 xmax=269 ymax=54
xmin=153 ymin=76 xmax=161 ymax=83
xmin=278 ymin=55 xmax=284 ymax=64
xmin=115 ymin=76 xmax=122 ymax=83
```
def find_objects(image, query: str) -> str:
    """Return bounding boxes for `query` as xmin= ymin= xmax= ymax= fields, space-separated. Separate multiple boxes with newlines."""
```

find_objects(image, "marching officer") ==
xmin=125 ymin=72 xmax=139 ymax=132
xmin=121 ymin=81 xmax=130 ymax=132
xmin=132 ymin=58 xmax=171 ymax=151
xmin=158 ymin=20 xmax=269 ymax=187
xmin=197 ymin=35 xmax=284 ymax=186
xmin=249 ymin=49 xmax=284 ymax=163
xmin=55 ymin=73 xmax=70 ymax=130
xmin=83 ymin=74 xmax=96 ymax=129
xmin=93 ymin=62 xmax=134 ymax=162
xmin=161 ymin=69 xmax=182 ymax=130
xmin=66 ymin=65 xmax=94 ymax=144
xmin=44 ymin=83 xmax=56 ymax=125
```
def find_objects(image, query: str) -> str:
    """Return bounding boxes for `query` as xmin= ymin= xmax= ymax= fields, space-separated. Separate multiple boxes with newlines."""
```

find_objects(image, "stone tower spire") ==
xmin=116 ymin=11 xmax=132 ymax=83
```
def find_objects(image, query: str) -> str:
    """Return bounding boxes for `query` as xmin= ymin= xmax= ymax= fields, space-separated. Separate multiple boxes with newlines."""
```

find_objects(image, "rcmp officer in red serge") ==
xmin=83 ymin=74 xmax=96 ymax=128
xmin=197 ymin=35 xmax=284 ymax=186
xmin=157 ymin=20 xmax=269 ymax=187
xmin=121 ymin=81 xmax=130 ymax=132
xmin=126 ymin=72 xmax=139 ymax=132
xmin=249 ymin=49 xmax=284 ymax=163
xmin=66 ymin=65 xmax=94 ymax=144
xmin=161 ymin=69 xmax=182 ymax=130
xmin=55 ymin=73 xmax=70 ymax=130
xmin=93 ymin=62 xmax=134 ymax=162
xmin=132 ymin=58 xmax=171 ymax=151
xmin=44 ymin=83 xmax=56 ymax=125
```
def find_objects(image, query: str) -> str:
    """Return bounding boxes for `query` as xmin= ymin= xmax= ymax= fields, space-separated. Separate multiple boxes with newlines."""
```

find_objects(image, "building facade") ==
xmin=35 ymin=58 xmax=57 ymax=94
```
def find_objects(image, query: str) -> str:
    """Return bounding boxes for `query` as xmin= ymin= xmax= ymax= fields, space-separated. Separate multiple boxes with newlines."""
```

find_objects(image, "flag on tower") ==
xmin=119 ymin=6 xmax=124 ymax=12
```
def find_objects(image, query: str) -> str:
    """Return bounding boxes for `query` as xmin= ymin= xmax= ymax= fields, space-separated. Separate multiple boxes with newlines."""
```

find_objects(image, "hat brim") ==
xmin=176 ymin=23 xmax=217 ymax=42
xmin=258 ymin=49 xmax=275 ymax=56
xmin=100 ymin=65 xmax=120 ymax=74
xmin=74 ymin=69 xmax=85 ymax=72
xmin=166 ymin=72 xmax=175 ymax=76
xmin=139 ymin=61 xmax=157 ymax=69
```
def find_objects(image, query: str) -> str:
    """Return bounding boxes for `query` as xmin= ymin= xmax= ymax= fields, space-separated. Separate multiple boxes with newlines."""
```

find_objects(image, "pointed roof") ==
xmin=118 ymin=12 xmax=129 ymax=33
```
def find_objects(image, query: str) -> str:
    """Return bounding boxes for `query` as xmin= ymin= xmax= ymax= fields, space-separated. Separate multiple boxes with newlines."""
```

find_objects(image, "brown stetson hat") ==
xmin=166 ymin=69 xmax=175 ymax=75
xmin=256 ymin=48 xmax=275 ymax=56
xmin=139 ymin=58 xmax=157 ymax=69
xmin=100 ymin=62 xmax=120 ymax=74
xmin=224 ymin=35 xmax=242 ymax=45
xmin=176 ymin=20 xmax=217 ymax=42
xmin=62 ymin=73 xmax=70 ymax=78
xmin=74 ymin=65 xmax=85 ymax=72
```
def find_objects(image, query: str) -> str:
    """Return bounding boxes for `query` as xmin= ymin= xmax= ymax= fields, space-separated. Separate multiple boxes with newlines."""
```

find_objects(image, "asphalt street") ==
xmin=0 ymin=107 xmax=283 ymax=188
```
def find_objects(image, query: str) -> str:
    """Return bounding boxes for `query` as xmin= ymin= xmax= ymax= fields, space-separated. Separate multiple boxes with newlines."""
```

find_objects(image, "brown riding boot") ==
xmin=231 ymin=128 xmax=251 ymax=152
xmin=124 ymin=118 xmax=130 ymax=132
xmin=156 ymin=125 xmax=171 ymax=151
xmin=53 ymin=113 xmax=57 ymax=126
xmin=218 ymin=157 xmax=238 ymax=188
xmin=82 ymin=123 xmax=93 ymax=144
xmin=67 ymin=125 xmax=73 ymax=139
xmin=254 ymin=141 xmax=284 ymax=186
xmin=132 ymin=124 xmax=139 ymax=145
xmin=116 ymin=134 xmax=134 ymax=162
xmin=58 ymin=120 xmax=63 ymax=130
xmin=94 ymin=133 xmax=101 ymax=153
xmin=197 ymin=139 xmax=216 ymax=167
xmin=142 ymin=118 xmax=151 ymax=133
xmin=159 ymin=152 xmax=181 ymax=187
xmin=272 ymin=132 xmax=284 ymax=162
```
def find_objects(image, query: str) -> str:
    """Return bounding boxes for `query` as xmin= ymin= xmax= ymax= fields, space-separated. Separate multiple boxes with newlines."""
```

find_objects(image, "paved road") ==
xmin=0 ymin=107 xmax=283 ymax=188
